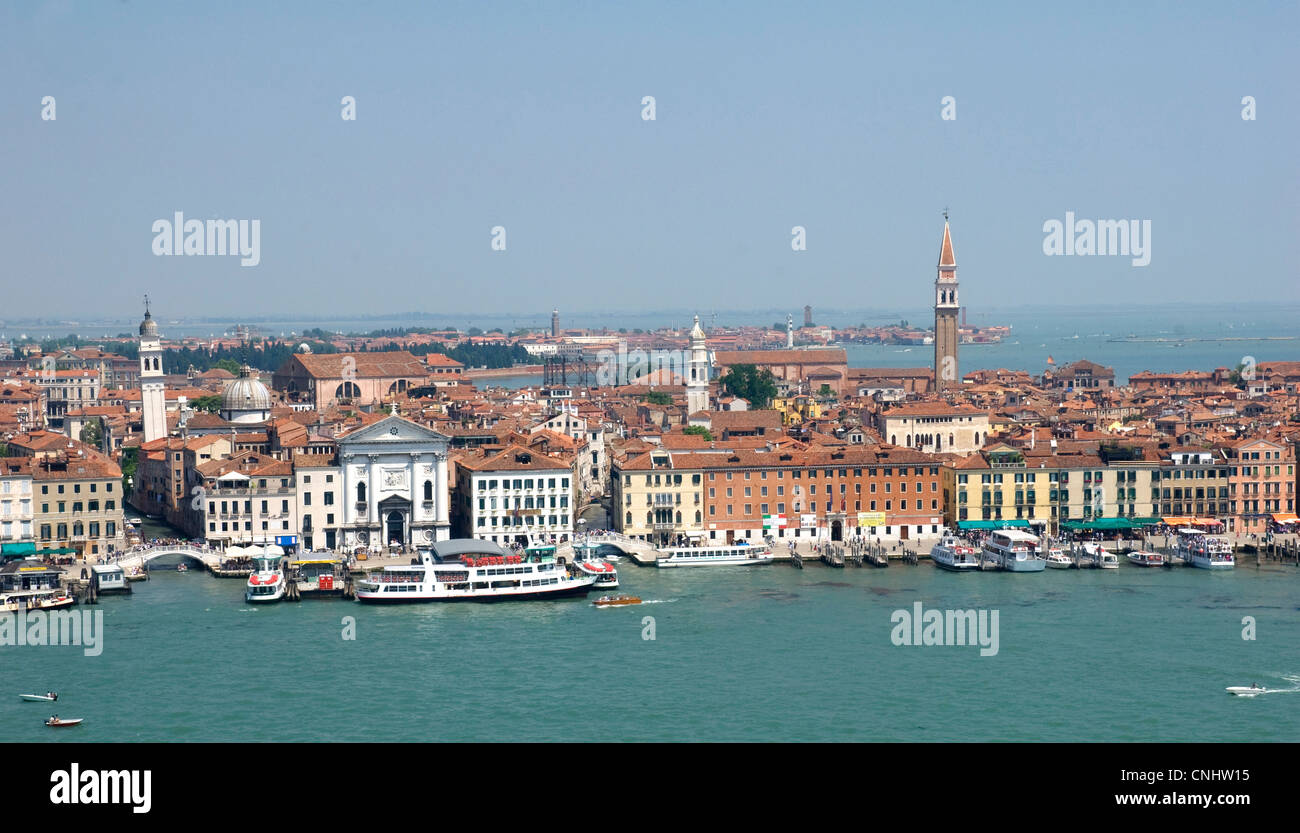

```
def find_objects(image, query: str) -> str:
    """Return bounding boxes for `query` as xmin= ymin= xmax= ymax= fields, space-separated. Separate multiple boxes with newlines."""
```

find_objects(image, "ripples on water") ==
xmin=5 ymin=564 xmax=1299 ymax=741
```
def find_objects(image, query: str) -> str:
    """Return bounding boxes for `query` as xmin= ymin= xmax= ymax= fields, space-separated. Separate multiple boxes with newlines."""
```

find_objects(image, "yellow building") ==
xmin=611 ymin=448 xmax=704 ymax=545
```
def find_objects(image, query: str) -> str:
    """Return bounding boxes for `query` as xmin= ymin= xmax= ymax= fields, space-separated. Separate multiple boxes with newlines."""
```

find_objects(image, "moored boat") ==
xmin=287 ymin=556 xmax=346 ymax=597
xmin=2 ymin=589 xmax=75 ymax=612
xmin=1126 ymin=551 xmax=1165 ymax=567
xmin=929 ymin=534 xmax=980 ymax=572
xmin=245 ymin=548 xmax=287 ymax=603
xmin=1045 ymin=548 xmax=1072 ymax=569
xmin=575 ymin=558 xmax=619 ymax=589
xmin=982 ymin=529 xmax=1046 ymax=572
xmin=656 ymin=541 xmax=774 ymax=568
xmin=1174 ymin=528 xmax=1234 ymax=570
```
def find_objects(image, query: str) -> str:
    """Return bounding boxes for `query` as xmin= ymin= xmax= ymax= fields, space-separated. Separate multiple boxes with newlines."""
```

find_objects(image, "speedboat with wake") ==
xmin=1226 ymin=685 xmax=1267 ymax=697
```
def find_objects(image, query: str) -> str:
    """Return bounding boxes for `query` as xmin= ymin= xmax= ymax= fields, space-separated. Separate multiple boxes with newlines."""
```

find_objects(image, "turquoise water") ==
xmin=5 ymin=561 xmax=1298 ymax=742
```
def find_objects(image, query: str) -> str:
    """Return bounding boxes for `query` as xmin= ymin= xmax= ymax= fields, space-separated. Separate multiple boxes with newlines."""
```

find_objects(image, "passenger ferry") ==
xmin=1174 ymin=528 xmax=1234 ymax=570
xmin=245 ymin=549 xmax=287 ymax=603
xmin=981 ymin=529 xmax=1046 ymax=572
xmin=355 ymin=539 xmax=595 ymax=603
xmin=288 ymin=557 xmax=346 ymax=598
xmin=655 ymin=541 xmax=774 ymax=568
xmin=929 ymin=534 xmax=980 ymax=572
xmin=1 ymin=588 xmax=75 ymax=612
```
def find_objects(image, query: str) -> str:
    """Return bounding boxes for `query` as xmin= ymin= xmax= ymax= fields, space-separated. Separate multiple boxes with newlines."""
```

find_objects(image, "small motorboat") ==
xmin=20 ymin=693 xmax=57 ymax=702
xmin=593 ymin=594 xmax=642 ymax=607
xmin=1226 ymin=685 xmax=1268 ymax=697
xmin=45 ymin=717 xmax=82 ymax=727
xmin=1127 ymin=551 xmax=1165 ymax=567
xmin=1098 ymin=551 xmax=1120 ymax=570
xmin=176 ymin=564 xmax=189 ymax=573
xmin=1044 ymin=548 xmax=1072 ymax=569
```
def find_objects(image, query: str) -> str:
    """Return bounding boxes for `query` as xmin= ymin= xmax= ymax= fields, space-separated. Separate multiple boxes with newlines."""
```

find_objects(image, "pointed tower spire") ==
xmin=938 ymin=217 xmax=956 ymax=268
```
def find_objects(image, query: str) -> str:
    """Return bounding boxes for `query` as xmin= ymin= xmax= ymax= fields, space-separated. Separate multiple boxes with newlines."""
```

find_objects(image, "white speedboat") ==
xmin=982 ymin=529 xmax=1045 ymax=572
xmin=1045 ymin=548 xmax=1072 ymax=569
xmin=1098 ymin=550 xmax=1120 ymax=569
xmin=1226 ymin=685 xmax=1268 ymax=697
xmin=245 ymin=549 xmax=287 ymax=603
xmin=656 ymin=542 xmax=774 ymax=568
xmin=929 ymin=534 xmax=980 ymax=572
xmin=20 ymin=693 xmax=58 ymax=702
xmin=355 ymin=539 xmax=595 ymax=603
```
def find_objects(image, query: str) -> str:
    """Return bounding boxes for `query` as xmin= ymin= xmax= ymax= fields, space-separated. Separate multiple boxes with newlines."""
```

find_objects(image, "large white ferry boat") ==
xmin=1174 ymin=528 xmax=1234 ymax=570
xmin=929 ymin=534 xmax=980 ymax=572
xmin=355 ymin=539 xmax=595 ymax=603
xmin=982 ymin=529 xmax=1046 ymax=572
xmin=655 ymin=541 xmax=774 ymax=568
xmin=245 ymin=548 xmax=287 ymax=603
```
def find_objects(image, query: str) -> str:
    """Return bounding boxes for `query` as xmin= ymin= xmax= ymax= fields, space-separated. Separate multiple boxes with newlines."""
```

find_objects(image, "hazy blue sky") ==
xmin=1 ymin=1 xmax=1296 ymax=321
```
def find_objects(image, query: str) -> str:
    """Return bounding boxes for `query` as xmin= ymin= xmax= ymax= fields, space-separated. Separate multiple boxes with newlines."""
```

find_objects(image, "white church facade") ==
xmin=338 ymin=415 xmax=452 ymax=551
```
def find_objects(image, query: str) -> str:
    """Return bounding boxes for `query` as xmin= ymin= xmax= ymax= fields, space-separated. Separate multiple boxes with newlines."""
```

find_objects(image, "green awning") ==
xmin=1 ymin=542 xmax=36 ymax=556
xmin=35 ymin=547 xmax=76 ymax=555
xmin=1060 ymin=517 xmax=1161 ymax=531
xmin=956 ymin=520 xmax=1034 ymax=530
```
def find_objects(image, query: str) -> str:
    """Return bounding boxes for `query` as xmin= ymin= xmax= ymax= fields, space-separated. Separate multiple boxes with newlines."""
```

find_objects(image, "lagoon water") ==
xmin=6 ymin=560 xmax=1299 ymax=742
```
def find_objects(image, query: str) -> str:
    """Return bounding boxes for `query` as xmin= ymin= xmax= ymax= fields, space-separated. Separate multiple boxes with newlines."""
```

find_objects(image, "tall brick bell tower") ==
xmin=934 ymin=212 xmax=959 ymax=394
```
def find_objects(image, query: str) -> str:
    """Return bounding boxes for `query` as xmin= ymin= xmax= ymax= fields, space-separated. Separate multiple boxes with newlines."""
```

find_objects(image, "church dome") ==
xmin=139 ymin=308 xmax=158 ymax=337
xmin=221 ymin=365 xmax=272 ymax=423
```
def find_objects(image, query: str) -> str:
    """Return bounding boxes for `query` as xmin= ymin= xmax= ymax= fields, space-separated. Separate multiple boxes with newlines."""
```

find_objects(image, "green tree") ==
xmin=642 ymin=391 xmax=673 ymax=406
xmin=683 ymin=425 xmax=713 ymax=441
xmin=190 ymin=394 xmax=223 ymax=413
xmin=214 ymin=358 xmax=242 ymax=374
xmin=718 ymin=364 xmax=778 ymax=408
xmin=119 ymin=447 xmax=139 ymax=495
xmin=79 ymin=421 xmax=103 ymax=449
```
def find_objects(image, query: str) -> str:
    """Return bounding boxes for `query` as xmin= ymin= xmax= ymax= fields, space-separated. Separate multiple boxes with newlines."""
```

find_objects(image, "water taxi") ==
xmin=929 ymin=534 xmax=980 ymax=572
xmin=593 ymin=594 xmax=642 ymax=607
xmin=656 ymin=541 xmax=774 ymax=568
xmin=981 ymin=529 xmax=1046 ymax=572
xmin=1126 ymin=551 xmax=1165 ymax=567
xmin=1045 ymin=547 xmax=1073 ymax=569
xmin=355 ymin=539 xmax=595 ymax=603
xmin=245 ymin=547 xmax=287 ymax=603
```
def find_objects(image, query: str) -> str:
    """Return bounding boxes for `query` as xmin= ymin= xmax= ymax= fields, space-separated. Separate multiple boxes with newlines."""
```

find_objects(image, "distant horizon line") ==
xmin=5 ymin=300 xmax=1299 ymax=330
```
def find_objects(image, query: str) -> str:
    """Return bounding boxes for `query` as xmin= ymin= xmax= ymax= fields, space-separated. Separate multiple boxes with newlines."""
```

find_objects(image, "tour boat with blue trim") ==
xmin=656 ymin=541 xmax=774 ymax=568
